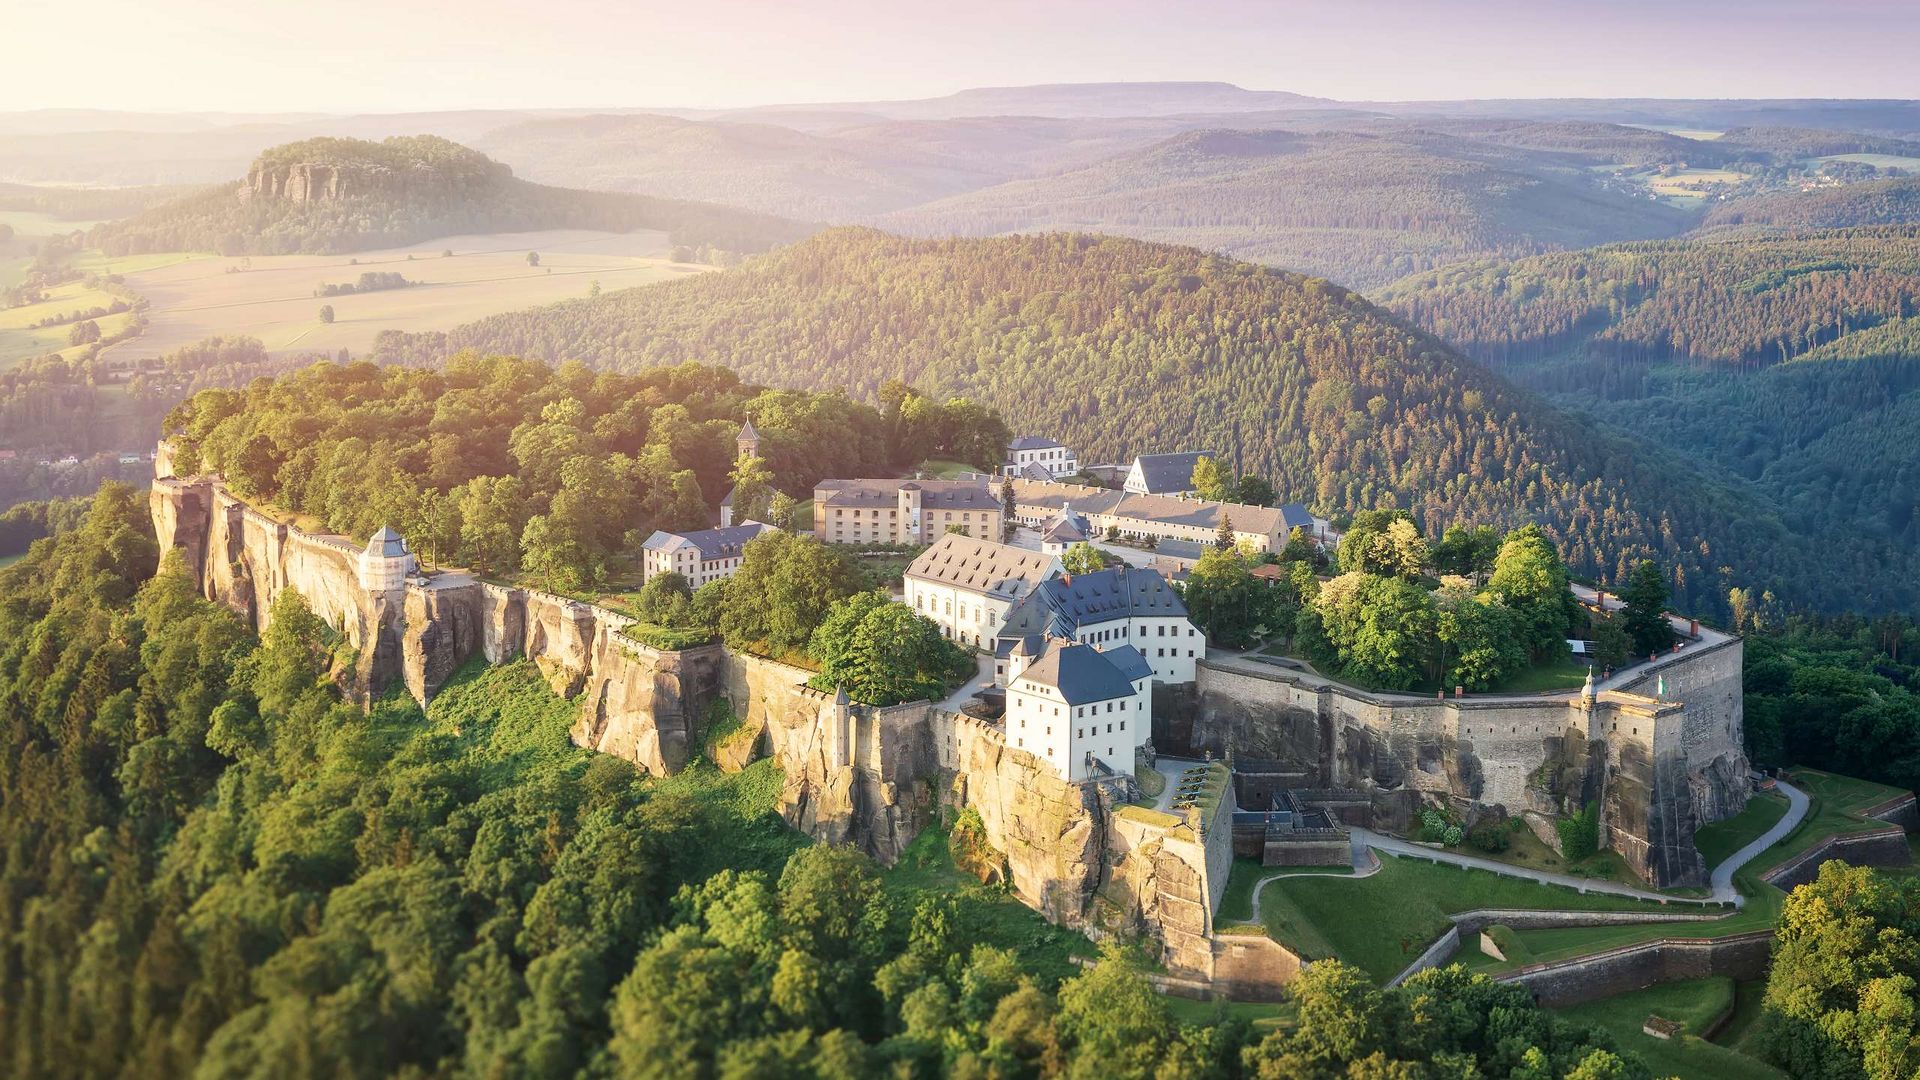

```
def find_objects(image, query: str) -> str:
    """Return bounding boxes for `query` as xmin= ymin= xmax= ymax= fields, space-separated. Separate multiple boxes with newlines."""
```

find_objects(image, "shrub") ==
xmin=622 ymin=621 xmax=715 ymax=650
xmin=1467 ymin=821 xmax=1511 ymax=853
xmin=1557 ymin=802 xmax=1600 ymax=861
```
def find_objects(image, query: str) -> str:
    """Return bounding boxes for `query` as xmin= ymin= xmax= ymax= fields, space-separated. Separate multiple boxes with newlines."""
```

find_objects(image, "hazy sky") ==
xmin=8 ymin=0 xmax=1918 ymax=114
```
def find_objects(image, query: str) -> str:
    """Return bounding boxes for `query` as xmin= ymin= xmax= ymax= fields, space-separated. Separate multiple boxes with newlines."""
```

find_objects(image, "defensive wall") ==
xmin=1179 ymin=644 xmax=1750 ymax=889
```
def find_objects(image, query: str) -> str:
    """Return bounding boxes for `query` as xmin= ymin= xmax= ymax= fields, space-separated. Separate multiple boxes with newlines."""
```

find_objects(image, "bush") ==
xmin=1557 ymin=802 xmax=1600 ymax=861
xmin=1418 ymin=807 xmax=1456 ymax=844
xmin=1467 ymin=821 xmax=1511 ymax=853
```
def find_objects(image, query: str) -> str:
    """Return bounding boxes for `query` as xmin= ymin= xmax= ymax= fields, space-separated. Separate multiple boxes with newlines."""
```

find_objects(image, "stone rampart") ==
xmin=1759 ymin=825 xmax=1914 ymax=891
xmin=1186 ymin=646 xmax=1749 ymax=888
xmin=1495 ymin=931 xmax=1774 ymax=1008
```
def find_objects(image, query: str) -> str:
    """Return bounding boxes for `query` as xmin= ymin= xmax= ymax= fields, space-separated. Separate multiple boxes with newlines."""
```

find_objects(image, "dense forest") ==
xmin=88 ymin=136 xmax=815 ymax=257
xmin=373 ymin=228 xmax=1912 ymax=616
xmin=1378 ymin=227 xmax=1920 ymax=558
xmin=0 ymin=486 xmax=1661 ymax=1079
xmin=160 ymin=355 xmax=1001 ymax=588
xmin=1743 ymin=611 xmax=1920 ymax=793
xmin=1701 ymin=176 xmax=1920 ymax=230
xmin=879 ymin=128 xmax=1692 ymax=289
xmin=0 ymin=180 xmax=204 ymax=222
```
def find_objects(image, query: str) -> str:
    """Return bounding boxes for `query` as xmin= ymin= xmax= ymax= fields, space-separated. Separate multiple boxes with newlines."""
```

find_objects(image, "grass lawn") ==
xmin=1255 ymin=852 xmax=1681 ymax=983
xmin=1556 ymin=977 xmax=1783 ymax=1080
xmin=792 ymin=498 xmax=814 ymax=532
xmin=1693 ymin=792 xmax=1790 ymax=872
xmin=1480 ymin=767 xmax=1909 ymax=971
xmin=1217 ymin=858 xmax=1352 ymax=923
xmin=1717 ymin=979 xmax=1772 ymax=1059
xmin=1466 ymin=821 xmax=1674 ymax=892
xmin=1484 ymin=655 xmax=1588 ymax=694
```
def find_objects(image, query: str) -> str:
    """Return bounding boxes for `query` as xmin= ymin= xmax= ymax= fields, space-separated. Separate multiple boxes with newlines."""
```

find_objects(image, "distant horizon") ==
xmin=6 ymin=78 xmax=1920 ymax=124
xmin=5 ymin=0 xmax=1918 ymax=115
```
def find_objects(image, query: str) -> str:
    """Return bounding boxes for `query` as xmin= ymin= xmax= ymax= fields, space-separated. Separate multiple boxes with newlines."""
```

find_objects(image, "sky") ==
xmin=6 ymin=0 xmax=1918 ymax=114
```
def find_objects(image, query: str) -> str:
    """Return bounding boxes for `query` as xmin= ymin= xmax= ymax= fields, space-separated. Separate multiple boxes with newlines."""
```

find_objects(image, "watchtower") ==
xmin=356 ymin=526 xmax=416 ymax=594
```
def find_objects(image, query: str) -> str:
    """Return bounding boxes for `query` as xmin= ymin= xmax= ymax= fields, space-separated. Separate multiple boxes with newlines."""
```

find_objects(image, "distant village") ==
xmin=639 ymin=427 xmax=1324 ymax=784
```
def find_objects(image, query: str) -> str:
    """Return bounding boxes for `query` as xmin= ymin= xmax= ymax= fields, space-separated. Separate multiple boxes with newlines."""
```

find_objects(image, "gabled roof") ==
xmin=1104 ymin=644 xmax=1154 ymax=682
xmin=641 ymin=521 xmax=776 ymax=560
xmin=737 ymin=417 xmax=759 ymax=441
xmin=1000 ymin=565 xmax=1189 ymax=640
xmin=1009 ymin=435 xmax=1065 ymax=452
xmin=905 ymin=534 xmax=1058 ymax=599
xmin=1131 ymin=451 xmax=1212 ymax=494
xmin=1016 ymin=461 xmax=1053 ymax=482
xmin=1276 ymin=502 xmax=1314 ymax=532
xmin=1013 ymin=639 xmax=1140 ymax=705
xmin=1040 ymin=505 xmax=1088 ymax=545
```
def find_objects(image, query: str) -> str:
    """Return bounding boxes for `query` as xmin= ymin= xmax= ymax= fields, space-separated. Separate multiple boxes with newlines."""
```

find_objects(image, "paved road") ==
xmin=1348 ymin=827 xmax=1721 ymax=906
xmin=1709 ymin=780 xmax=1808 ymax=902
xmin=938 ymin=653 xmax=997 ymax=713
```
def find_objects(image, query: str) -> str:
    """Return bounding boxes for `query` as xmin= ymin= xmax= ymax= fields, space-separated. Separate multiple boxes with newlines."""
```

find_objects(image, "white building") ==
xmin=904 ymin=533 xmax=1060 ymax=649
xmin=1006 ymin=436 xmax=1078 ymax=479
xmin=1004 ymin=636 xmax=1153 ymax=781
xmin=640 ymin=521 xmax=778 ymax=587
xmin=1124 ymin=451 xmax=1213 ymax=496
xmin=813 ymin=478 xmax=1003 ymax=546
xmin=357 ymin=526 xmax=416 ymax=593
xmin=995 ymin=565 xmax=1201 ymax=685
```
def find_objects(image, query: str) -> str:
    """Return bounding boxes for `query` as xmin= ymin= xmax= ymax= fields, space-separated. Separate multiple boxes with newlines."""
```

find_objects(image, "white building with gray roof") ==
xmin=1125 ymin=451 xmax=1213 ymax=495
xmin=904 ymin=533 xmax=1061 ymax=649
xmin=1004 ymin=636 xmax=1152 ymax=781
xmin=640 ymin=521 xmax=779 ymax=587
xmin=995 ymin=564 xmax=1201 ymax=685
xmin=1006 ymin=435 xmax=1078 ymax=479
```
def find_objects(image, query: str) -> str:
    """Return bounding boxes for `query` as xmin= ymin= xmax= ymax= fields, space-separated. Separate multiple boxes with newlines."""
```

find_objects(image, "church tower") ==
xmin=736 ymin=417 xmax=761 ymax=461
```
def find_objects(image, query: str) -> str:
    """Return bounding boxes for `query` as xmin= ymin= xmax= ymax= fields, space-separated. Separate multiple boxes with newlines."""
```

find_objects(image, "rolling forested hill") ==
xmin=88 ymin=136 xmax=814 ymax=257
xmin=1701 ymin=176 xmax=1920 ymax=229
xmin=1379 ymin=226 xmax=1920 ymax=562
xmin=374 ymin=228 xmax=1916 ymax=616
xmin=878 ymin=128 xmax=1692 ymax=288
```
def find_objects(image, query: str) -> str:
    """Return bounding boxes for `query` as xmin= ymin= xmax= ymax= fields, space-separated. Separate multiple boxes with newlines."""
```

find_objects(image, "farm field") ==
xmin=0 ymin=209 xmax=106 ymax=237
xmin=97 ymin=228 xmax=710 ymax=361
xmin=0 ymin=279 xmax=136 ymax=367
xmin=1637 ymin=167 xmax=1749 ymax=203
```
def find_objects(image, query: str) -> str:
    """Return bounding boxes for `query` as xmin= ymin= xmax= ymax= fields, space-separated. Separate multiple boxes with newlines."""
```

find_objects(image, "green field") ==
xmin=1472 ymin=768 xmax=1909 ymax=971
xmin=1556 ymin=977 xmax=1783 ymax=1080
xmin=1484 ymin=655 xmax=1589 ymax=694
xmin=918 ymin=458 xmax=988 ymax=479
xmin=1254 ymin=853 xmax=1683 ymax=983
xmin=1217 ymin=858 xmax=1352 ymax=923
xmin=1693 ymin=791 xmax=1791 ymax=872
xmin=1817 ymin=153 xmax=1920 ymax=173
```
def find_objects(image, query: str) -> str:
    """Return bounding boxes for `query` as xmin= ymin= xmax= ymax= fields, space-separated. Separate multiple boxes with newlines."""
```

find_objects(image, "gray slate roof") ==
xmin=999 ymin=565 xmax=1188 ymax=641
xmin=814 ymin=478 xmax=999 ymax=510
xmin=906 ymin=534 xmax=1058 ymax=598
xmin=1132 ymin=451 xmax=1212 ymax=494
xmin=1039 ymin=505 xmax=1088 ymax=545
xmin=1006 ymin=478 xmax=1299 ymax=540
xmin=1009 ymin=435 xmax=1065 ymax=452
xmin=365 ymin=526 xmax=408 ymax=558
xmin=642 ymin=521 xmax=776 ymax=561
xmin=1014 ymin=639 xmax=1141 ymax=705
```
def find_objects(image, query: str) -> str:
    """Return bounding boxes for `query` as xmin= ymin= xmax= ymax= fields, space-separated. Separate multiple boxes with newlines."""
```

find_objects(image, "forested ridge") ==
xmin=1379 ymin=226 xmax=1920 ymax=559
xmin=1701 ymin=176 xmax=1920 ymax=230
xmin=0 ymin=487 xmax=1661 ymax=1079
xmin=88 ymin=136 xmax=815 ymax=257
xmin=877 ymin=128 xmax=1691 ymax=289
xmin=374 ymin=228 xmax=1910 ymax=616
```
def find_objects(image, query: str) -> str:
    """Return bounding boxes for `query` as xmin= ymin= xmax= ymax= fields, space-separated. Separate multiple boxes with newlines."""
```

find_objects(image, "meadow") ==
xmin=97 ymin=228 xmax=709 ymax=361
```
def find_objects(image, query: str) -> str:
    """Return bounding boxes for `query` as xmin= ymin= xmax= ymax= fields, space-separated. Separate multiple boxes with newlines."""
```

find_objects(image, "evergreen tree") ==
xmin=1621 ymin=559 xmax=1675 ymax=656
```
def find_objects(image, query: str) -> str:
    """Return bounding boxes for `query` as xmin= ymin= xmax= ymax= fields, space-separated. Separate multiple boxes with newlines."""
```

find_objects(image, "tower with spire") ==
xmin=736 ymin=417 xmax=761 ymax=461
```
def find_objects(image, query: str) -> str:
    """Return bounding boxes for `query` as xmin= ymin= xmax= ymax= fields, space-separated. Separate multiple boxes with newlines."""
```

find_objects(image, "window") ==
xmin=1120 ymin=721 xmax=1126 ymax=731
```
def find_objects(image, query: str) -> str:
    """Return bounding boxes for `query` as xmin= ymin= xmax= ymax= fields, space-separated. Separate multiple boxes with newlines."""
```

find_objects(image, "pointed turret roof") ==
xmin=365 ymin=526 xmax=408 ymax=558
xmin=737 ymin=417 xmax=759 ymax=441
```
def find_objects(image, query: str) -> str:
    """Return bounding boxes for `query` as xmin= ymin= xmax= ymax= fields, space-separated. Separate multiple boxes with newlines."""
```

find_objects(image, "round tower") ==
xmin=357 ymin=526 xmax=416 ymax=594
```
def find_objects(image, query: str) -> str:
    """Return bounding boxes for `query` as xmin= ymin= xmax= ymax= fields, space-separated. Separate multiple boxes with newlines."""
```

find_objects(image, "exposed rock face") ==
xmin=947 ymin=727 xmax=1104 ymax=922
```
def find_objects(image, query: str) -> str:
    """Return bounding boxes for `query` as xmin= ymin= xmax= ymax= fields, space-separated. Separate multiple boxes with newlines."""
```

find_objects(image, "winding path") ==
xmin=1243 ymin=849 xmax=1380 ymax=924
xmin=1342 ymin=779 xmax=1807 ymax=908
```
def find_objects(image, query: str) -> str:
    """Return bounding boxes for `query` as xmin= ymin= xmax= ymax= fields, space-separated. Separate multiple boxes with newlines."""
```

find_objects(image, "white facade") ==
xmin=640 ymin=523 xmax=776 ymax=588
xmin=1004 ymin=641 xmax=1152 ymax=782
xmin=904 ymin=534 xmax=1060 ymax=650
xmin=1007 ymin=437 xmax=1078 ymax=478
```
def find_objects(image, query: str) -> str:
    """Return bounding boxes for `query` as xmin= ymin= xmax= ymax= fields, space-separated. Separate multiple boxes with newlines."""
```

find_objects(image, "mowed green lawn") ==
xmin=1693 ymin=791 xmax=1790 ymax=872
xmin=1256 ymin=853 xmax=1683 ymax=983
xmin=1555 ymin=976 xmax=1783 ymax=1080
